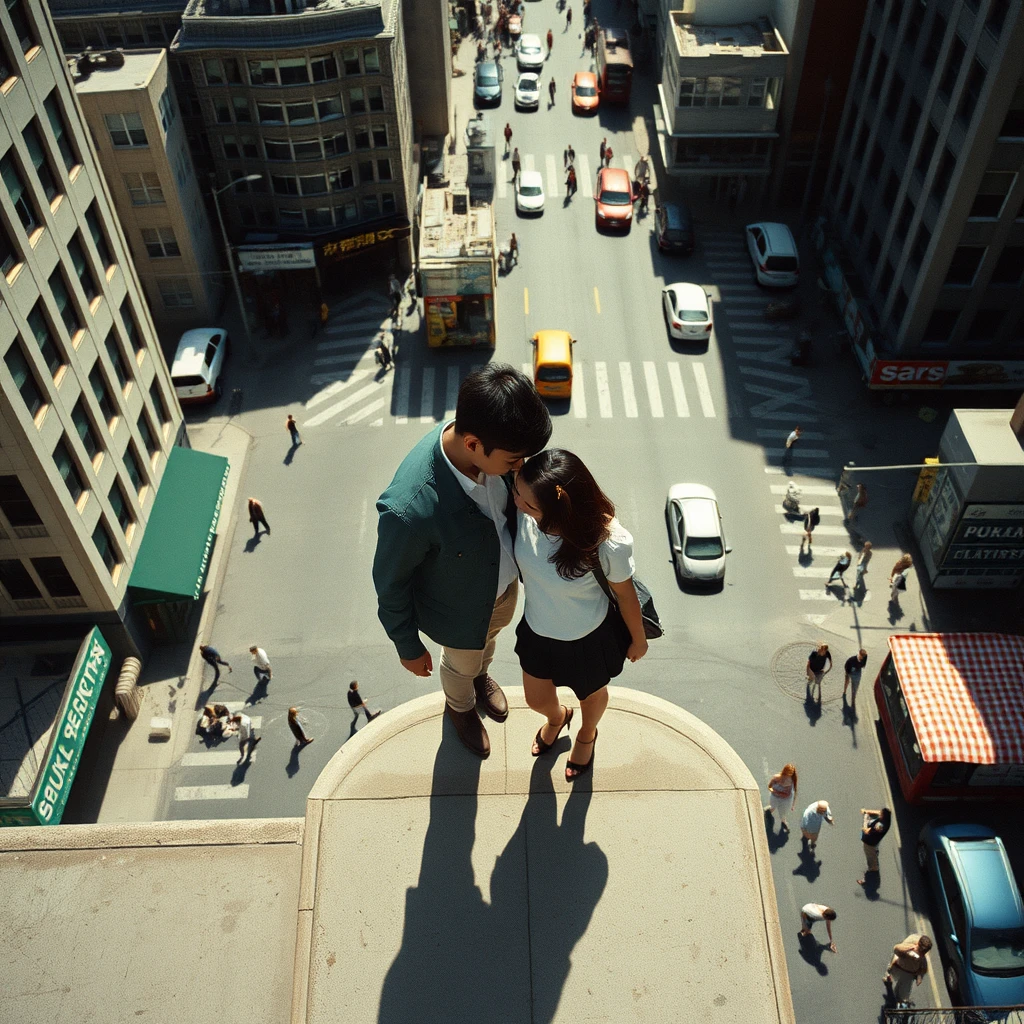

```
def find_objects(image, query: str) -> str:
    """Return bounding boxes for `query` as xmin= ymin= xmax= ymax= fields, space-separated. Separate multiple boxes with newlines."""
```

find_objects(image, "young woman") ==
xmin=764 ymin=763 xmax=798 ymax=832
xmin=512 ymin=449 xmax=648 ymax=781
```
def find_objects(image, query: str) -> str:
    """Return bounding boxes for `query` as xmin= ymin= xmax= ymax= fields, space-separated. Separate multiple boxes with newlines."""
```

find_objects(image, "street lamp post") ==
xmin=211 ymin=175 xmax=262 ymax=346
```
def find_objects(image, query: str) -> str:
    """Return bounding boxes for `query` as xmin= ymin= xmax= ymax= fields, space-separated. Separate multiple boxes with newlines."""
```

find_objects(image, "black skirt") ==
xmin=514 ymin=605 xmax=632 ymax=700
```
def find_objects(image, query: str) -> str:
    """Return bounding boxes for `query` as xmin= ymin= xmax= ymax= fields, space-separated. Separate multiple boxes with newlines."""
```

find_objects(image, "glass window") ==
xmin=92 ymin=519 xmax=118 ymax=573
xmin=71 ymin=399 xmax=99 ymax=460
xmin=300 ymin=174 xmax=328 ymax=195
xmin=293 ymin=139 xmax=323 ymax=160
xmin=158 ymin=90 xmax=175 ymax=132
xmin=278 ymin=208 xmax=303 ymax=227
xmin=0 ymin=559 xmax=41 ymax=600
xmin=933 ymin=148 xmax=957 ymax=199
xmin=240 ymin=135 xmax=258 ymax=158
xmin=257 ymin=102 xmax=284 ymax=124
xmin=326 ymin=132 xmax=349 ymax=156
xmin=122 ymin=444 xmax=144 ymax=493
xmin=68 ymin=234 xmax=98 ymax=303
xmin=278 ymin=57 xmax=308 ymax=84
xmin=915 ymin=123 xmax=937 ymax=176
xmin=124 ymin=170 xmax=164 ymax=206
xmin=307 ymin=207 xmax=332 ymax=228
xmin=107 ymin=483 xmax=132 ymax=534
xmin=248 ymin=59 xmax=278 ymax=85
xmin=376 ymin=158 xmax=393 ymax=181
xmin=232 ymin=97 xmax=251 ymax=122
xmin=967 ymin=309 xmax=1004 ymax=343
xmin=987 ymin=0 xmax=1010 ymax=36
xmin=317 ymin=96 xmax=343 ymax=120
xmin=264 ymin=139 xmax=291 ymax=161
xmin=104 ymin=111 xmax=147 ymax=147
xmin=0 ymin=475 xmax=42 ymax=526
xmin=340 ymin=200 xmax=358 ymax=224
xmin=361 ymin=194 xmax=379 ymax=219
xmin=342 ymin=47 xmax=360 ymax=74
xmin=286 ymin=102 xmax=315 ymax=124
xmin=120 ymin=299 xmax=141 ymax=355
xmin=945 ymin=246 xmax=985 ymax=287
xmin=6 ymin=0 xmax=37 ymax=53
xmin=44 ymin=93 xmax=77 ymax=172
xmin=901 ymin=97 xmax=922 ymax=146
xmin=149 ymin=379 xmax=169 ymax=425
xmin=310 ymin=54 xmax=337 ymax=82
xmin=367 ymin=86 xmax=384 ymax=112
xmin=363 ymin=47 xmax=380 ymax=73
xmin=214 ymin=100 xmax=232 ymax=124
xmin=381 ymin=192 xmax=396 ymax=214
xmin=31 ymin=556 xmax=80 ymax=598
xmin=105 ymin=330 xmax=130 ymax=390
xmin=991 ymin=247 xmax=1024 ymax=286
xmin=922 ymin=12 xmax=947 ymax=70
xmin=1 ymin=217 xmax=19 ymax=277
xmin=141 ymin=226 xmax=179 ymax=258
xmin=4 ymin=343 xmax=44 ymax=418
xmin=1 ymin=151 xmax=39 ymax=233
xmin=89 ymin=364 xmax=115 ymax=425
xmin=23 ymin=122 xmax=58 ymax=203
xmin=203 ymin=57 xmax=224 ymax=85
xmin=222 ymin=134 xmax=240 ymax=159
xmin=48 ymin=270 xmax=79 ymax=337
xmin=272 ymin=175 xmax=299 ymax=195
xmin=330 ymin=167 xmax=354 ymax=190
xmin=747 ymin=78 xmax=766 ymax=107
xmin=354 ymin=126 xmax=370 ymax=149
xmin=371 ymin=124 xmax=388 ymax=148
xmin=137 ymin=411 xmax=157 ymax=455
xmin=348 ymin=87 xmax=365 ymax=113
xmin=53 ymin=438 xmax=85 ymax=503
xmin=0 ymin=34 xmax=12 ymax=82
xmin=157 ymin=276 xmax=194 ymax=308
xmin=358 ymin=159 xmax=374 ymax=184
xmin=26 ymin=302 xmax=62 ymax=377
xmin=85 ymin=203 xmax=113 ymax=269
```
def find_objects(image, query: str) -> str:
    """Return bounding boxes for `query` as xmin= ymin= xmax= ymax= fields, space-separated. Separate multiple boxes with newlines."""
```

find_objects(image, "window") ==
xmin=987 ymin=0 xmax=1010 ymax=36
xmin=342 ymin=47 xmax=360 ymax=74
xmin=203 ymin=57 xmax=224 ymax=85
xmin=748 ymin=77 xmax=766 ymax=107
xmin=354 ymin=126 xmax=370 ymax=150
xmin=358 ymin=159 xmax=374 ymax=184
xmin=348 ymin=87 xmax=365 ymax=113
xmin=967 ymin=310 xmax=1005 ymax=343
xmin=158 ymin=276 xmax=194 ymax=307
xmin=71 ymin=399 xmax=99 ymax=460
xmin=363 ymin=46 xmax=380 ymax=73
xmin=22 ymin=122 xmax=58 ymax=204
xmin=104 ymin=112 xmax=147 ymax=148
xmin=885 ymin=73 xmax=904 ymax=121
xmin=311 ymin=54 xmax=337 ymax=81
xmin=371 ymin=124 xmax=388 ymax=148
xmin=1 ymin=218 xmax=19 ymax=277
xmin=932 ymin=148 xmax=956 ymax=200
xmin=123 ymin=172 xmax=164 ymax=210
xmin=264 ymin=139 xmax=291 ymax=161
xmin=279 ymin=208 xmax=303 ymax=227
xmin=0 ymin=559 xmax=41 ymax=600
xmin=970 ymin=172 xmax=1015 ymax=218
xmin=317 ymin=96 xmax=343 ymax=120
xmin=214 ymin=100 xmax=231 ymax=125
xmin=887 ymin=0 xmax=903 ymax=32
xmin=105 ymin=331 xmax=130 ymax=390
xmin=376 ymin=158 xmax=393 ymax=181
xmin=257 ymin=102 xmax=284 ymax=124
xmin=381 ymin=192 xmax=396 ymax=215
xmin=915 ymin=123 xmax=937 ymax=177
xmin=44 ymin=93 xmax=77 ymax=173
xmin=300 ymin=174 xmax=327 ymax=195
xmin=89 ymin=364 xmax=116 ymax=425
xmin=6 ymin=0 xmax=37 ymax=53
xmin=5 ymin=342 xmax=44 ymax=418
xmin=66 ymin=234 xmax=98 ymax=306
xmin=326 ymin=132 xmax=349 ymax=155
xmin=122 ymin=444 xmax=144 ymax=493
xmin=85 ymin=204 xmax=113 ymax=270
xmin=248 ymin=59 xmax=278 ymax=85
xmin=278 ymin=57 xmax=307 ymax=85
xmin=330 ymin=167 xmax=354 ymax=190
xmin=922 ymin=12 xmax=947 ymax=70
xmin=957 ymin=60 xmax=986 ymax=126
xmin=368 ymin=86 xmax=384 ymax=112
xmin=53 ymin=438 xmax=85 ymax=503
xmin=137 ymin=411 xmax=157 ymax=457
xmin=361 ymin=194 xmax=379 ymax=219
xmin=990 ymin=247 xmax=1024 ymax=286
xmin=92 ymin=520 xmax=118 ymax=574
xmin=896 ymin=197 xmax=914 ymax=240
xmin=48 ymin=270 xmax=80 ymax=337
xmin=938 ymin=35 xmax=965 ymax=102
xmin=120 ymin=299 xmax=141 ymax=356
xmin=1 ymin=151 xmax=39 ymax=233
xmin=149 ymin=379 xmax=170 ymax=427
xmin=901 ymin=98 xmax=921 ymax=147
xmin=1 ymin=34 xmax=12 ymax=82
xmin=869 ymin=53 xmax=888 ymax=102
xmin=910 ymin=223 xmax=931 ymax=266
xmin=31 ymin=557 xmax=80 ymax=598
xmin=945 ymin=246 xmax=985 ymax=286
xmin=286 ymin=101 xmax=315 ymax=124
xmin=141 ymin=226 xmax=180 ymax=258
xmin=27 ymin=301 xmax=63 ymax=376
xmin=883 ymin=170 xmax=899 ymax=210
xmin=292 ymin=139 xmax=321 ymax=161
xmin=158 ymin=90 xmax=175 ymax=132
xmin=0 ymin=475 xmax=42 ymax=527
xmin=272 ymin=175 xmax=299 ymax=195
xmin=922 ymin=309 xmax=959 ymax=345
xmin=307 ymin=207 xmax=332 ymax=228
xmin=339 ymin=200 xmax=358 ymax=224
xmin=107 ymin=483 xmax=132 ymax=534
xmin=233 ymin=97 xmax=251 ymax=122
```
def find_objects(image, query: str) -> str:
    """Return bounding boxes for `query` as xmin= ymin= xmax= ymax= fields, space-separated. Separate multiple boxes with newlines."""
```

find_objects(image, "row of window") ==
xmin=676 ymin=76 xmax=775 ymax=109
xmin=56 ymin=16 xmax=178 ymax=52
xmin=235 ymin=191 xmax=398 ymax=231
xmin=0 ymin=552 xmax=82 ymax=602
xmin=263 ymin=158 xmax=394 ymax=196
xmin=2 ymin=0 xmax=37 ymax=75
xmin=919 ymin=305 xmax=1024 ymax=348
xmin=213 ymin=88 xmax=384 ymax=127
xmin=203 ymin=47 xmax=380 ymax=89
xmin=221 ymin=123 xmax=390 ymax=163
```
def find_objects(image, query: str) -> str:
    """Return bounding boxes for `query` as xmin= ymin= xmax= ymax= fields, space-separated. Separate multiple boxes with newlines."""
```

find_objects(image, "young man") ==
xmin=373 ymin=365 xmax=552 ymax=757
xmin=249 ymin=645 xmax=272 ymax=684
xmin=799 ymin=904 xmax=837 ymax=953
xmin=885 ymin=934 xmax=932 ymax=1006
xmin=843 ymin=648 xmax=868 ymax=706
xmin=231 ymin=712 xmax=260 ymax=763
xmin=348 ymin=681 xmax=380 ymax=722
xmin=199 ymin=643 xmax=232 ymax=687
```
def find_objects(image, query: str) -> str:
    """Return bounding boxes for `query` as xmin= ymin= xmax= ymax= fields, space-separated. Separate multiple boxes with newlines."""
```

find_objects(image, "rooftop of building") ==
xmin=419 ymin=185 xmax=495 ymax=261
xmin=71 ymin=47 xmax=164 ymax=93
xmin=671 ymin=12 xmax=787 ymax=57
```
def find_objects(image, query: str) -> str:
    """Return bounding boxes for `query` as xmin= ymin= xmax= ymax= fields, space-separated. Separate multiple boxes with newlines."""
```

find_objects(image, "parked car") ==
xmin=666 ymin=484 xmax=730 ymax=584
xmin=662 ymin=283 xmax=712 ymax=341
xmin=917 ymin=822 xmax=1024 ymax=1007
xmin=517 ymin=33 xmax=545 ymax=68
xmin=745 ymin=222 xmax=800 ymax=287
xmin=171 ymin=328 xmax=229 ymax=404
xmin=473 ymin=60 xmax=503 ymax=106
xmin=571 ymin=71 xmax=600 ymax=114
xmin=514 ymin=72 xmax=540 ymax=110
xmin=594 ymin=167 xmax=633 ymax=231
xmin=656 ymin=201 xmax=695 ymax=255
xmin=516 ymin=169 xmax=545 ymax=214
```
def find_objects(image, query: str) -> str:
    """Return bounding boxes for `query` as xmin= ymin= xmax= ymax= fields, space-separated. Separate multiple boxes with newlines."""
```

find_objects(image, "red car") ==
xmin=594 ymin=167 xmax=633 ymax=231
xmin=571 ymin=71 xmax=599 ymax=114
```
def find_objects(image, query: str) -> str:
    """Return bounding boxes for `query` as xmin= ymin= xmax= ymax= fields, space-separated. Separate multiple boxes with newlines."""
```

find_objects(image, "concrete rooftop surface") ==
xmin=0 ymin=688 xmax=794 ymax=1024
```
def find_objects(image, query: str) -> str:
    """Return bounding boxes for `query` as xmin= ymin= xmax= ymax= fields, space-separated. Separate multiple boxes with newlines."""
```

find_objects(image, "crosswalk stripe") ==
xmin=394 ymin=366 xmax=411 ymax=423
xmin=643 ymin=362 xmax=664 ymax=418
xmin=347 ymin=396 xmax=388 ymax=424
xmin=793 ymin=566 xmax=852 ymax=578
xmin=692 ymin=363 xmax=715 ymax=417
xmin=182 ymin=751 xmax=249 ymax=767
xmin=764 ymin=447 xmax=830 ymax=459
xmin=721 ymin=296 xmax=767 ymax=304
xmin=524 ymin=152 xmax=536 ymax=172
xmin=759 ymin=429 xmax=825 ymax=440
xmin=764 ymin=465 xmax=837 ymax=479
xmin=445 ymin=366 xmax=459 ymax=419
xmin=305 ymin=371 xmax=371 ymax=411
xmin=317 ymin=336 xmax=377 ymax=353
xmin=619 ymin=361 xmax=638 ymax=418
xmin=799 ymin=589 xmax=872 ymax=602
xmin=314 ymin=352 xmax=365 ymax=367
xmin=771 ymin=484 xmax=839 ymax=495
xmin=305 ymin=381 xmax=382 ymax=427
xmin=667 ymin=362 xmax=690 ymax=417
xmin=573 ymin=359 xmax=587 ymax=417
xmin=324 ymin=316 xmax=388 ymax=336
xmin=579 ymin=154 xmax=593 ymax=197
xmin=546 ymin=152 xmax=559 ymax=196
xmin=419 ymin=367 xmax=436 ymax=424
xmin=784 ymin=545 xmax=854 ymax=556
xmin=774 ymin=504 xmax=844 ymax=517
xmin=595 ymin=361 xmax=613 ymax=417
xmin=779 ymin=523 xmax=850 ymax=536
xmin=175 ymin=784 xmax=249 ymax=801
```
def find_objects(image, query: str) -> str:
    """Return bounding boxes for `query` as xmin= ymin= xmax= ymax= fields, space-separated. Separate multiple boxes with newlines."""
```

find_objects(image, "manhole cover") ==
xmin=770 ymin=642 xmax=844 ymax=705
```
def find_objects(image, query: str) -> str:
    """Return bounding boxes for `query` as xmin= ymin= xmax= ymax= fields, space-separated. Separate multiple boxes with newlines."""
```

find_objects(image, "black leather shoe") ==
xmin=473 ymin=674 xmax=508 ymax=722
xmin=444 ymin=704 xmax=490 ymax=758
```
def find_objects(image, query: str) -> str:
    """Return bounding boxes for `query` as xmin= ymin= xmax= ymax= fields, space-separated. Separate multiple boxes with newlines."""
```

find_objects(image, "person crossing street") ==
xmin=511 ymin=146 xmax=521 ymax=182
xmin=565 ymin=5 xmax=572 ymax=29
xmin=548 ymin=77 xmax=556 ymax=106
xmin=503 ymin=122 xmax=512 ymax=154
xmin=565 ymin=164 xmax=577 ymax=198
xmin=546 ymin=27 xmax=553 ymax=52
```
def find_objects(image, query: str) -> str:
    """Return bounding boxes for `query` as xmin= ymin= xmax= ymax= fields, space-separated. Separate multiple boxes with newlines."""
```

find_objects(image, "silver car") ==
xmin=517 ymin=33 xmax=545 ymax=69
xmin=666 ymin=484 xmax=731 ymax=583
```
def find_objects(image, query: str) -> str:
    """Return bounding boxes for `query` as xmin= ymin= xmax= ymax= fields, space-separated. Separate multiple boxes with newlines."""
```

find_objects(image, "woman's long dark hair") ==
xmin=518 ymin=449 xmax=615 ymax=580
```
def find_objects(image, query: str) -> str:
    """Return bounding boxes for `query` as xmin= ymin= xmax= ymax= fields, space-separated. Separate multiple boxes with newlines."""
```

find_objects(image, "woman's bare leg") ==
xmin=569 ymin=685 xmax=609 ymax=768
xmin=523 ymin=671 xmax=566 ymax=750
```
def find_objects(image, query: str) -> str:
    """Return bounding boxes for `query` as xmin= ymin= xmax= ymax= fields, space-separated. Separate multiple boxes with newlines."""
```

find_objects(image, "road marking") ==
xmin=774 ymin=504 xmax=844 ymax=517
xmin=181 ymin=751 xmax=248 ymax=766
xmin=593 ymin=286 xmax=601 ymax=314
xmin=764 ymin=465 xmax=838 ymax=479
xmin=445 ymin=366 xmax=459 ymax=418
xmin=394 ymin=366 xmax=410 ymax=423
xmin=793 ymin=566 xmax=851 ymax=578
xmin=798 ymin=589 xmax=871 ymax=602
xmin=780 ymin=523 xmax=850 ymax=536
xmin=784 ymin=545 xmax=855 ymax=556
xmin=324 ymin=315 xmax=389 ymax=336
xmin=497 ymin=170 xmax=508 ymax=199
xmin=314 ymin=352 xmax=367 ymax=367
xmin=771 ymin=484 xmax=839 ymax=495
xmin=579 ymin=154 xmax=593 ymax=197
xmin=316 ymin=336 xmax=377 ymax=352
xmin=419 ymin=367 xmax=435 ymax=423
xmin=546 ymin=152 xmax=559 ymax=196
xmin=348 ymin=396 xmax=388 ymax=424
xmin=619 ymin=362 xmax=638 ymax=418
xmin=804 ymin=614 xmax=828 ymax=625
xmin=524 ymin=153 xmax=536 ymax=172
xmin=305 ymin=371 xmax=370 ymax=410
xmin=524 ymin=287 xmax=529 ymax=314
xmin=692 ymin=363 xmax=715 ymax=417
xmin=667 ymin=362 xmax=690 ymax=417
xmin=643 ymin=362 xmax=664 ymax=417
xmin=175 ymin=784 xmax=250 ymax=801
xmin=764 ymin=447 xmax=830 ymax=459
xmin=573 ymin=360 xmax=587 ymax=417
xmin=304 ymin=382 xmax=382 ymax=427
xmin=595 ymin=361 xmax=613 ymax=417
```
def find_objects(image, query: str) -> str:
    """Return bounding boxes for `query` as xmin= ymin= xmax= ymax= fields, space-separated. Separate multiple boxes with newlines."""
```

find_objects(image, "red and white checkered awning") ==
xmin=889 ymin=633 xmax=1024 ymax=764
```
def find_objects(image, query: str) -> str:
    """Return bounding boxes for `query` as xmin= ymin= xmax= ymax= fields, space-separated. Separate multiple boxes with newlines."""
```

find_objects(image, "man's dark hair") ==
xmin=823 ymin=908 xmax=837 ymax=921
xmin=455 ymin=364 xmax=551 ymax=456
xmin=349 ymin=681 xmax=358 ymax=690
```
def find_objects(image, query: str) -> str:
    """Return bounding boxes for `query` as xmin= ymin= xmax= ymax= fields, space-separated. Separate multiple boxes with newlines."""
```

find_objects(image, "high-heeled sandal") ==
xmin=532 ymin=705 xmax=573 ymax=756
xmin=565 ymin=731 xmax=598 ymax=782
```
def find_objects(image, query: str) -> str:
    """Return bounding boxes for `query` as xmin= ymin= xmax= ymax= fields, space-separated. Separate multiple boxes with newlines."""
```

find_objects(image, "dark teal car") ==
xmin=917 ymin=822 xmax=1024 ymax=1006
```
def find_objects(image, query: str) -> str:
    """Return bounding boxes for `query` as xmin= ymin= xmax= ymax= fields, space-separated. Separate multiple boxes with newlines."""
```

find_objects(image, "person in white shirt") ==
xmin=800 ymin=799 xmax=835 ymax=849
xmin=799 ymin=903 xmax=837 ymax=952
xmin=249 ymin=646 xmax=272 ymax=684
xmin=512 ymin=449 xmax=648 ymax=781
xmin=231 ymin=713 xmax=260 ymax=763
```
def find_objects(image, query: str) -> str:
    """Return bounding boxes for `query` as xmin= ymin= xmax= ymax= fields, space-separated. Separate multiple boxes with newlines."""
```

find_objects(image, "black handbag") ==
xmin=592 ymin=563 xmax=664 ymax=640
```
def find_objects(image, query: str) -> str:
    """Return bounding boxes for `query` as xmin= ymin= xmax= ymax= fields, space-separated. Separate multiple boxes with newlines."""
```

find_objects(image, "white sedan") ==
xmin=515 ymin=169 xmax=545 ymax=214
xmin=514 ymin=72 xmax=540 ymax=110
xmin=666 ymin=484 xmax=731 ymax=585
xmin=662 ymin=282 xmax=713 ymax=340
xmin=516 ymin=33 xmax=545 ymax=69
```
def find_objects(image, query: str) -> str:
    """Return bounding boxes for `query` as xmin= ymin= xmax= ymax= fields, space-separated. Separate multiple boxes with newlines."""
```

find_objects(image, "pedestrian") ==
xmin=638 ymin=179 xmax=650 ymax=213
xmin=764 ymin=763 xmax=798 ymax=832
xmin=511 ymin=146 xmax=521 ymax=181
xmin=375 ymin=334 xmax=392 ymax=371
xmin=508 ymin=232 xmax=519 ymax=264
xmin=799 ymin=904 xmax=837 ymax=953
xmin=565 ymin=165 xmax=577 ymax=198
xmin=546 ymin=27 xmax=553 ymax=52
xmin=563 ymin=142 xmax=575 ymax=167
xmin=249 ymin=644 xmax=272 ymax=684
xmin=857 ymin=807 xmax=891 ymax=884
xmin=784 ymin=425 xmax=802 ymax=461
xmin=805 ymin=642 xmax=832 ymax=697
xmin=856 ymin=541 xmax=872 ymax=588
xmin=890 ymin=554 xmax=912 ymax=603
xmin=583 ymin=0 xmax=591 ymax=24
xmin=347 ymin=681 xmax=381 ymax=723
xmin=843 ymin=648 xmax=868 ymax=706
xmin=503 ymin=121 xmax=512 ymax=154
xmin=548 ymin=77 xmax=556 ymax=105
xmin=885 ymin=934 xmax=932 ymax=1007
xmin=286 ymin=413 xmax=301 ymax=447
xmin=826 ymin=551 xmax=852 ymax=589
xmin=199 ymin=643 xmax=232 ymax=687
xmin=634 ymin=155 xmax=650 ymax=182
xmin=800 ymin=506 xmax=820 ymax=550
xmin=248 ymin=497 xmax=270 ymax=538
xmin=287 ymin=706 xmax=314 ymax=747
xmin=565 ymin=5 xmax=572 ymax=29
xmin=848 ymin=482 xmax=868 ymax=521
xmin=599 ymin=137 xmax=607 ymax=165
xmin=800 ymin=799 xmax=834 ymax=850
xmin=372 ymin=365 xmax=552 ymax=758
xmin=231 ymin=712 xmax=260 ymax=763
xmin=604 ymin=142 xmax=613 ymax=167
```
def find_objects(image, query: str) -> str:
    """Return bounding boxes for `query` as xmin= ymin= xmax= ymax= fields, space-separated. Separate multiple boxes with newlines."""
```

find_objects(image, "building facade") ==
xmin=73 ymin=47 xmax=222 ymax=329
xmin=822 ymin=0 xmax=1024 ymax=357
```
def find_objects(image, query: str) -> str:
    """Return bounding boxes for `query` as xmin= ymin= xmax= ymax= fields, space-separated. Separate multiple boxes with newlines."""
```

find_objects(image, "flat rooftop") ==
xmin=73 ymin=48 xmax=163 ymax=93
xmin=672 ymin=14 xmax=786 ymax=57
xmin=419 ymin=187 xmax=494 ymax=261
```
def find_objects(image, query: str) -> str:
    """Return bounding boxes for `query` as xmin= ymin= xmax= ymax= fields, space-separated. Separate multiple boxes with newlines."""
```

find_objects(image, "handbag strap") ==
xmin=591 ymin=561 xmax=618 ymax=606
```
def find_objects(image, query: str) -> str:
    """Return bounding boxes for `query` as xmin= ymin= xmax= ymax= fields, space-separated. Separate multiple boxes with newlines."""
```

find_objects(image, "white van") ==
xmin=171 ymin=328 xmax=229 ymax=404
xmin=745 ymin=222 xmax=800 ymax=287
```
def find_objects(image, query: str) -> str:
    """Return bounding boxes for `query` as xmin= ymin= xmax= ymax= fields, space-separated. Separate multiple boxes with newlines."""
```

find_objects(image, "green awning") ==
xmin=128 ymin=446 xmax=229 ymax=604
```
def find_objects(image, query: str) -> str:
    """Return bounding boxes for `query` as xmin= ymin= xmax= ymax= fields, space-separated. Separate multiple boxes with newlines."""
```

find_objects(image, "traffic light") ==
xmin=912 ymin=457 xmax=940 ymax=503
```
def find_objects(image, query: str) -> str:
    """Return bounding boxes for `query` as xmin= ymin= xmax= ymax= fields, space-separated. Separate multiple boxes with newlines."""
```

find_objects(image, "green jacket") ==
xmin=373 ymin=423 xmax=517 ymax=659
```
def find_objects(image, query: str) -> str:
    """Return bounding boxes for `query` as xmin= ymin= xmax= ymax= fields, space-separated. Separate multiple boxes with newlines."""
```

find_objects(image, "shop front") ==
xmin=421 ymin=262 xmax=495 ymax=348
xmin=316 ymin=217 xmax=413 ymax=291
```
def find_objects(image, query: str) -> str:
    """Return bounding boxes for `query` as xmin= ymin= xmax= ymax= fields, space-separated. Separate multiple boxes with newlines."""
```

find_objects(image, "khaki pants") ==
xmin=863 ymin=841 xmax=880 ymax=872
xmin=440 ymin=580 xmax=518 ymax=713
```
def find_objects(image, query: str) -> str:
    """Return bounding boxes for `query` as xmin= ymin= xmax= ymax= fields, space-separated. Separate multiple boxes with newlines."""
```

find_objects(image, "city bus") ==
xmin=596 ymin=27 xmax=633 ymax=103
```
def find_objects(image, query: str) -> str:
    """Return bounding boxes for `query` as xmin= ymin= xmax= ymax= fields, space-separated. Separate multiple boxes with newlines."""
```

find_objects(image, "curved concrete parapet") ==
xmin=293 ymin=687 xmax=793 ymax=1024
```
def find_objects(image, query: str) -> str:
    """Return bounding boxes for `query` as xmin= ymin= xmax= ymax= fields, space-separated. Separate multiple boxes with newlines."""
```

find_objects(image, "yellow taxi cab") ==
xmin=531 ymin=329 xmax=575 ymax=399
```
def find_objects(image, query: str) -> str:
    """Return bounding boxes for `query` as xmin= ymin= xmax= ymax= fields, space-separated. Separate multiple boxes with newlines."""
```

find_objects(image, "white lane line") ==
xmin=445 ymin=366 xmax=459 ymax=419
xmin=692 ymin=363 xmax=715 ymax=417
xmin=324 ymin=316 xmax=388 ymax=336
xmin=774 ymin=504 xmax=844 ymax=517
xmin=573 ymin=360 xmax=587 ymax=417
xmin=304 ymin=382 xmax=382 ymax=427
xmin=347 ymin=396 xmax=388 ymax=425
xmin=579 ymin=154 xmax=593 ymax=197
xmin=174 ymin=784 xmax=250 ymax=800
xmin=546 ymin=153 xmax=559 ymax=196
xmin=784 ymin=545 xmax=853 ymax=556
xmin=305 ymin=371 xmax=370 ymax=410
xmin=595 ymin=361 xmax=613 ymax=417
xmin=799 ymin=589 xmax=871 ymax=602
xmin=643 ymin=362 xmax=664 ymax=418
xmin=419 ymin=367 xmax=436 ymax=424
xmin=181 ymin=751 xmax=249 ymax=767
xmin=779 ymin=523 xmax=850 ymax=536
xmin=764 ymin=447 xmax=830 ymax=459
xmin=314 ymin=352 xmax=366 ymax=367
xmin=667 ymin=362 xmax=690 ymax=417
xmin=394 ymin=366 xmax=411 ymax=424
xmin=619 ymin=361 xmax=638 ymax=418
xmin=771 ymin=484 xmax=840 ymax=495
